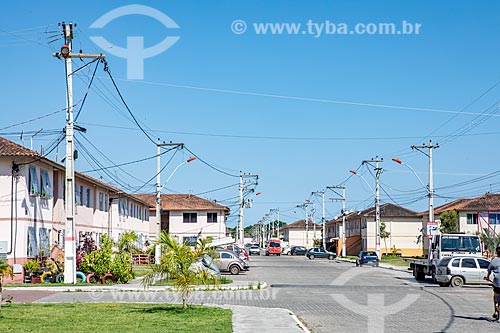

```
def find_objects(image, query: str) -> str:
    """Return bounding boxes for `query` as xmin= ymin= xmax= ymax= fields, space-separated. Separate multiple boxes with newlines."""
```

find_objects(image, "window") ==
xmin=207 ymin=212 xmax=217 ymax=223
xmin=39 ymin=228 xmax=50 ymax=256
xmin=461 ymin=258 xmax=477 ymax=269
xmin=27 ymin=226 xmax=38 ymax=257
xmin=75 ymin=184 xmax=81 ymax=205
xmin=489 ymin=213 xmax=500 ymax=225
xmin=39 ymin=169 xmax=52 ymax=198
xmin=221 ymin=252 xmax=232 ymax=259
xmin=119 ymin=198 xmax=128 ymax=216
xmin=451 ymin=259 xmax=460 ymax=267
xmin=183 ymin=212 xmax=197 ymax=223
xmin=79 ymin=185 xmax=84 ymax=206
xmin=104 ymin=194 xmax=109 ymax=212
xmin=182 ymin=236 xmax=197 ymax=245
xmin=478 ymin=259 xmax=490 ymax=269
xmin=28 ymin=165 xmax=39 ymax=195
xmin=99 ymin=192 xmax=104 ymax=211
xmin=86 ymin=188 xmax=90 ymax=207
xmin=467 ymin=213 xmax=478 ymax=225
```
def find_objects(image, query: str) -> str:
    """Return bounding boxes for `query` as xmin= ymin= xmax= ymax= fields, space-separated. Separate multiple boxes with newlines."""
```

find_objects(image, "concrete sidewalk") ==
xmin=4 ymin=279 xmax=308 ymax=333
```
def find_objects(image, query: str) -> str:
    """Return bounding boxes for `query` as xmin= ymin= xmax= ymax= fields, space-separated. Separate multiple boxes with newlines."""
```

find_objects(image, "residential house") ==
xmin=134 ymin=193 xmax=230 ymax=244
xmin=281 ymin=219 xmax=323 ymax=248
xmin=325 ymin=203 xmax=421 ymax=256
xmin=0 ymin=136 xmax=153 ymax=266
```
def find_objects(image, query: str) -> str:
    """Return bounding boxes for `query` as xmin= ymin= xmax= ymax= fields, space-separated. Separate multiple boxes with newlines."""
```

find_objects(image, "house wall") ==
xmin=363 ymin=217 xmax=422 ymax=256
xmin=0 ymin=158 xmax=55 ymax=264
xmin=283 ymin=227 xmax=322 ymax=248
xmin=166 ymin=210 xmax=227 ymax=243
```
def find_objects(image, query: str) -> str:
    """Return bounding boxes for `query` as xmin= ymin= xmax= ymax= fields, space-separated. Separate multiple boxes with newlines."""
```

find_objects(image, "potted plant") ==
xmin=23 ymin=260 xmax=40 ymax=283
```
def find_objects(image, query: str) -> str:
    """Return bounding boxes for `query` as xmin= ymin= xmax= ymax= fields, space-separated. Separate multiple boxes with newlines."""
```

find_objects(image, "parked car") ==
xmin=290 ymin=246 xmax=307 ymax=256
xmin=190 ymin=254 xmax=222 ymax=279
xmin=248 ymin=244 xmax=261 ymax=256
xmin=234 ymin=248 xmax=249 ymax=262
xmin=356 ymin=251 xmax=379 ymax=267
xmin=282 ymin=246 xmax=291 ymax=255
xmin=435 ymin=256 xmax=490 ymax=287
xmin=306 ymin=247 xmax=337 ymax=260
xmin=216 ymin=250 xmax=249 ymax=275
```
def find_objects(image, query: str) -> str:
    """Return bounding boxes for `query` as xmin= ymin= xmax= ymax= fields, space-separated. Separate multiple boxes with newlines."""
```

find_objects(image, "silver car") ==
xmin=435 ymin=256 xmax=490 ymax=287
xmin=215 ymin=250 xmax=249 ymax=275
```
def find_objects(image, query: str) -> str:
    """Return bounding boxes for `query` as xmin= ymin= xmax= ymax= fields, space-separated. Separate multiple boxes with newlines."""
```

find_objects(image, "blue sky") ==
xmin=2 ymin=1 xmax=500 ymax=229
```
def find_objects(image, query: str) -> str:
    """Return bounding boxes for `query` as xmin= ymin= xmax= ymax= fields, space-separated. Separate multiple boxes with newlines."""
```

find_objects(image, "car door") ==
xmin=318 ymin=248 xmax=327 ymax=258
xmin=460 ymin=258 xmax=480 ymax=283
xmin=477 ymin=258 xmax=490 ymax=281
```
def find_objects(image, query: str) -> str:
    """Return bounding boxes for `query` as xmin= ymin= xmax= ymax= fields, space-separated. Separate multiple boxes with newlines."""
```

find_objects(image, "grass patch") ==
xmin=0 ymin=303 xmax=232 ymax=333
xmin=153 ymin=277 xmax=232 ymax=286
xmin=380 ymin=255 xmax=410 ymax=267
xmin=132 ymin=267 xmax=152 ymax=278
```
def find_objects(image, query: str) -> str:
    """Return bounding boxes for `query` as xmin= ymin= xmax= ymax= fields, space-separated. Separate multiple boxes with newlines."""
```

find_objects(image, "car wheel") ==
xmin=309 ymin=255 xmax=315 ymax=260
xmin=229 ymin=265 xmax=241 ymax=275
xmin=450 ymin=276 xmax=464 ymax=288
xmin=328 ymin=255 xmax=334 ymax=260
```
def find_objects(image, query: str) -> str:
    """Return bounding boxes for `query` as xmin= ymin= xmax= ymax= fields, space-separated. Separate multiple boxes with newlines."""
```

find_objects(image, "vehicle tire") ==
xmin=55 ymin=273 xmax=64 ymax=283
xmin=438 ymin=282 xmax=450 ymax=287
xmin=328 ymin=255 xmax=334 ymax=260
xmin=229 ymin=265 xmax=241 ymax=275
xmin=102 ymin=273 xmax=114 ymax=284
xmin=266 ymin=252 xmax=269 ymax=256
xmin=76 ymin=271 xmax=86 ymax=283
xmin=450 ymin=276 xmax=464 ymax=288
xmin=413 ymin=266 xmax=425 ymax=281
xmin=41 ymin=271 xmax=53 ymax=283
xmin=87 ymin=272 xmax=99 ymax=284
xmin=356 ymin=260 xmax=360 ymax=267
xmin=309 ymin=255 xmax=315 ymax=260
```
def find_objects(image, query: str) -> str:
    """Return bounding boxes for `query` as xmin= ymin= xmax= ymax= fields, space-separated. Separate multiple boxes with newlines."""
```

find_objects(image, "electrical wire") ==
xmin=184 ymin=146 xmax=239 ymax=178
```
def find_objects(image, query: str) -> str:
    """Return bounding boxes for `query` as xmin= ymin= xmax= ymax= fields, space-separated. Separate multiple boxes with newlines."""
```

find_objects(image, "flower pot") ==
xmin=31 ymin=276 xmax=41 ymax=284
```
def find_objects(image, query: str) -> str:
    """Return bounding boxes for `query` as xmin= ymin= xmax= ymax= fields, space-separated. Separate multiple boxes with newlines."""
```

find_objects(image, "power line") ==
xmin=184 ymin=146 xmax=239 ymax=178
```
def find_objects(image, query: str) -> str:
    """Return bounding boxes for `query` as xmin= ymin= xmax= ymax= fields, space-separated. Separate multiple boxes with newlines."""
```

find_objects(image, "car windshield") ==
xmin=250 ymin=245 xmax=259 ymax=249
xmin=441 ymin=236 xmax=481 ymax=252
xmin=269 ymin=242 xmax=280 ymax=247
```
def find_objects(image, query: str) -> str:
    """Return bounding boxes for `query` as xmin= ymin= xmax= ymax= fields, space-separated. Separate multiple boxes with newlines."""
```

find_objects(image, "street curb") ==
xmin=287 ymin=309 xmax=311 ymax=333
xmin=4 ymin=281 xmax=269 ymax=293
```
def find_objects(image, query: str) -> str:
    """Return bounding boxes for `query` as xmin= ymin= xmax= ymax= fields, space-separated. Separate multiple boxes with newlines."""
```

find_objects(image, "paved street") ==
xmin=12 ymin=255 xmax=500 ymax=332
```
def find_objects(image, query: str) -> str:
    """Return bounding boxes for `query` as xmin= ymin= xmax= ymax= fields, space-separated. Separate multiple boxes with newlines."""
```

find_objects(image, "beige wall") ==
xmin=363 ymin=217 xmax=422 ymax=256
xmin=283 ymin=227 xmax=322 ymax=248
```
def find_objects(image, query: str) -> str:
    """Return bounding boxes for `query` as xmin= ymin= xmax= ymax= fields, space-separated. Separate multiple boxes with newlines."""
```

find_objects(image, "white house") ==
xmin=281 ymin=219 xmax=323 ymax=248
xmin=0 ymin=136 xmax=153 ymax=266
xmin=134 ymin=193 xmax=230 ymax=244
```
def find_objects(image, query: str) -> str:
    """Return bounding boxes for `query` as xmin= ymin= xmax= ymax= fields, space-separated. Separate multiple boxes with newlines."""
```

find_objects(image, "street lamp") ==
xmin=155 ymin=156 xmax=196 ymax=264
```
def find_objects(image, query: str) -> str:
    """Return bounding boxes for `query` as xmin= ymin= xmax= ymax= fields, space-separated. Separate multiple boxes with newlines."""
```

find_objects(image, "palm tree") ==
xmin=142 ymin=232 xmax=218 ymax=309
xmin=117 ymin=231 xmax=138 ymax=255
xmin=0 ymin=260 xmax=14 ymax=313
xmin=480 ymin=228 xmax=499 ymax=258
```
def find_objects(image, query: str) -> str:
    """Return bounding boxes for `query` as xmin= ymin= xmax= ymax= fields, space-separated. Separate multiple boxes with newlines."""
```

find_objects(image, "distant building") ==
xmin=281 ymin=219 xmax=323 ymax=248
xmin=134 ymin=193 xmax=230 ymax=244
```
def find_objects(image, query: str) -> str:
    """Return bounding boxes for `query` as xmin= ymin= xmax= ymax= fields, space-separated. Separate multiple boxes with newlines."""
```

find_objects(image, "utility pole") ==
xmin=411 ymin=140 xmax=439 ymax=224
xmin=155 ymin=141 xmax=184 ymax=264
xmin=312 ymin=191 xmax=326 ymax=249
xmin=53 ymin=22 xmax=105 ymax=284
xmin=238 ymin=173 xmax=258 ymax=245
xmin=363 ymin=158 xmax=383 ymax=259
xmin=327 ymin=186 xmax=346 ymax=256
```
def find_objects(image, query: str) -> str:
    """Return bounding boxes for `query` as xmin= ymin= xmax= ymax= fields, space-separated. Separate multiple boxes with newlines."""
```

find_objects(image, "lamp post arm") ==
xmin=401 ymin=163 xmax=427 ymax=189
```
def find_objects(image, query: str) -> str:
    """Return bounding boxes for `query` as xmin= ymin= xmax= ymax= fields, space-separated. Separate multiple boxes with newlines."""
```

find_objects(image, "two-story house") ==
xmin=134 ymin=193 xmax=230 ymax=244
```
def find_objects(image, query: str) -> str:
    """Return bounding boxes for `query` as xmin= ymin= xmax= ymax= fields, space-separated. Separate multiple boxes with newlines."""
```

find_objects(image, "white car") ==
xmin=281 ymin=246 xmax=291 ymax=255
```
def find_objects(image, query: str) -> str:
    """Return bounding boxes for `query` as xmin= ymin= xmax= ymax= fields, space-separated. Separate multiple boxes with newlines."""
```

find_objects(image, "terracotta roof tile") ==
xmin=0 ymin=137 xmax=41 ymax=157
xmin=359 ymin=203 xmax=418 ymax=217
xmin=433 ymin=193 xmax=500 ymax=214
xmin=282 ymin=219 xmax=323 ymax=230
xmin=134 ymin=193 xmax=230 ymax=214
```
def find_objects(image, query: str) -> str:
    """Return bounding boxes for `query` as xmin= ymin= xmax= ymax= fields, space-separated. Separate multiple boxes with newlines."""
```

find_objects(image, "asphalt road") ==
xmin=20 ymin=255 xmax=500 ymax=332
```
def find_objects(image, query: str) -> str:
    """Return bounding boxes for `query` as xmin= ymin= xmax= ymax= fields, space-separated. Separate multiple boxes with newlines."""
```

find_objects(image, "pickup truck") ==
xmin=406 ymin=233 xmax=482 ymax=281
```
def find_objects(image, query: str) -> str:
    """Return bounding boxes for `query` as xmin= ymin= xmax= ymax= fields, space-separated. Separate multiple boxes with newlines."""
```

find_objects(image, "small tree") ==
xmin=380 ymin=222 xmax=391 ymax=255
xmin=0 ymin=260 xmax=14 ymax=313
xmin=142 ymin=232 xmax=218 ymax=309
xmin=439 ymin=210 xmax=459 ymax=233
xmin=118 ymin=231 xmax=138 ymax=256
xmin=480 ymin=228 xmax=500 ymax=258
